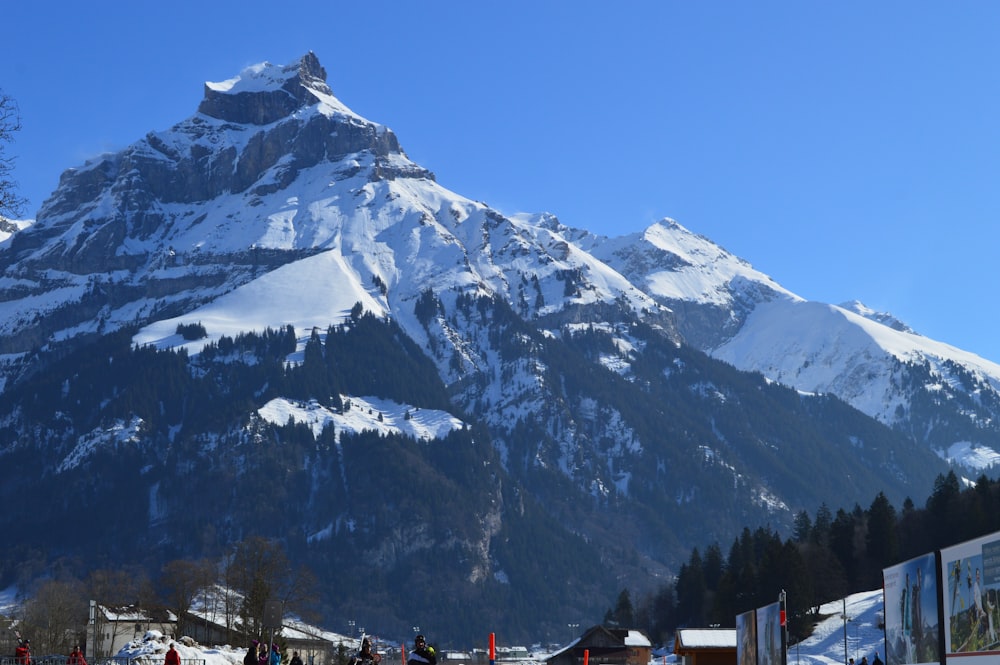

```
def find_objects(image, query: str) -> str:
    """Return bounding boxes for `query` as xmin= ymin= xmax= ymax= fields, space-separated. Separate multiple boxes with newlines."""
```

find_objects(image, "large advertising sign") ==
xmin=941 ymin=530 xmax=1000 ymax=661
xmin=737 ymin=609 xmax=757 ymax=665
xmin=757 ymin=601 xmax=784 ymax=665
xmin=883 ymin=552 xmax=942 ymax=665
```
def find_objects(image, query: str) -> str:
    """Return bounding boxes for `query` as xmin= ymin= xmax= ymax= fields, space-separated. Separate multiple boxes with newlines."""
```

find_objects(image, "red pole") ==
xmin=584 ymin=650 xmax=589 ymax=665
xmin=489 ymin=633 xmax=496 ymax=665
xmin=401 ymin=644 xmax=406 ymax=665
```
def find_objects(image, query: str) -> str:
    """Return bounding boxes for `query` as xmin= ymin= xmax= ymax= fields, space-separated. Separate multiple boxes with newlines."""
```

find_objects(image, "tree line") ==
xmin=2 ymin=536 xmax=318 ymax=658
xmin=606 ymin=469 xmax=999 ymax=645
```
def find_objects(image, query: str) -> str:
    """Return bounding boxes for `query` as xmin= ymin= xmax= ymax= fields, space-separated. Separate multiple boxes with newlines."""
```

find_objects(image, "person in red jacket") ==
xmin=15 ymin=639 xmax=31 ymax=665
xmin=165 ymin=644 xmax=180 ymax=665
xmin=67 ymin=646 xmax=87 ymax=665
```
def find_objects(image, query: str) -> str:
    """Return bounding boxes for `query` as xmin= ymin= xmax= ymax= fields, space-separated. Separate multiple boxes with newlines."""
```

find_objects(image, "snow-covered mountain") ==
xmin=584 ymin=219 xmax=1000 ymax=472
xmin=0 ymin=52 xmax=993 ymax=641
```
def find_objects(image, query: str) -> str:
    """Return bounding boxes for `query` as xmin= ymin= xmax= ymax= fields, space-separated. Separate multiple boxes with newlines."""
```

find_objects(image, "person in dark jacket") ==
xmin=288 ymin=652 xmax=303 ymax=665
xmin=407 ymin=635 xmax=435 ymax=665
xmin=245 ymin=642 xmax=259 ymax=665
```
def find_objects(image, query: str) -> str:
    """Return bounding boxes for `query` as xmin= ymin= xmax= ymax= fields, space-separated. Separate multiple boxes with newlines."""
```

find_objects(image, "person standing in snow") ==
xmin=270 ymin=643 xmax=281 ymax=665
xmin=258 ymin=644 xmax=270 ymax=665
xmin=407 ymin=635 xmax=435 ymax=665
xmin=67 ymin=645 xmax=87 ymax=665
xmin=165 ymin=644 xmax=180 ymax=665
xmin=289 ymin=652 xmax=303 ymax=665
xmin=245 ymin=642 xmax=259 ymax=665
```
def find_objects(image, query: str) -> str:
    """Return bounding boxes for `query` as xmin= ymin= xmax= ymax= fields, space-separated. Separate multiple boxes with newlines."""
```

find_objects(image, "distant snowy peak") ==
xmin=838 ymin=300 xmax=917 ymax=335
xmin=588 ymin=218 xmax=796 ymax=308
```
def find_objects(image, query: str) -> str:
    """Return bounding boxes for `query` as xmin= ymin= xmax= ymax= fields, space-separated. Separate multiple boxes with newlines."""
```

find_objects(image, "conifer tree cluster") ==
xmin=617 ymin=470 xmax=997 ymax=646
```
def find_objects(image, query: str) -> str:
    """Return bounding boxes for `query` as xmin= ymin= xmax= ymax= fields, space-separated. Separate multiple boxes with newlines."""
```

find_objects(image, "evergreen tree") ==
xmin=605 ymin=589 xmax=635 ymax=627
xmin=865 ymin=492 xmax=898 ymax=581
xmin=676 ymin=549 xmax=706 ymax=626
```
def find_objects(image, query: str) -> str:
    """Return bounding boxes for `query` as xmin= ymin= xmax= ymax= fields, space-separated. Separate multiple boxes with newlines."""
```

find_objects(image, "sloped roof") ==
xmin=674 ymin=629 xmax=736 ymax=651
xmin=99 ymin=605 xmax=177 ymax=623
xmin=546 ymin=626 xmax=652 ymax=662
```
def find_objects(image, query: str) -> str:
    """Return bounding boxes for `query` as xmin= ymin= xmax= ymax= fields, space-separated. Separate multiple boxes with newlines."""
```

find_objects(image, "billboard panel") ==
xmin=757 ymin=601 xmax=783 ymax=665
xmin=738 ymin=609 xmax=757 ymax=665
xmin=941 ymin=530 xmax=1000 ymax=662
xmin=883 ymin=551 xmax=941 ymax=665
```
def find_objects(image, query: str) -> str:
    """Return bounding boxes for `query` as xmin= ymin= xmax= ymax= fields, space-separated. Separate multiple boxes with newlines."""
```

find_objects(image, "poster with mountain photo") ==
xmin=883 ymin=552 xmax=941 ymax=665
xmin=738 ymin=608 xmax=757 ymax=665
xmin=941 ymin=531 xmax=1000 ymax=662
xmin=757 ymin=601 xmax=784 ymax=665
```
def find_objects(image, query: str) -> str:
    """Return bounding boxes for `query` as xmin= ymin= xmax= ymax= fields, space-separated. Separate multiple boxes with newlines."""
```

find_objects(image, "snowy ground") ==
xmin=790 ymin=589 xmax=885 ymax=665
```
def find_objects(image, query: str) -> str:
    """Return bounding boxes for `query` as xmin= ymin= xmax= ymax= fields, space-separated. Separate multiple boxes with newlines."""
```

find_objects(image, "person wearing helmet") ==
xmin=350 ymin=638 xmax=381 ymax=665
xmin=407 ymin=635 xmax=435 ymax=665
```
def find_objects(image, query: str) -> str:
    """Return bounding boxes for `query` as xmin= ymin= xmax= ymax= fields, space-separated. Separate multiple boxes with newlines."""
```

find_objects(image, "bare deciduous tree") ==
xmin=85 ymin=567 xmax=157 ymax=658
xmin=0 ymin=90 xmax=26 ymax=219
xmin=223 ymin=537 xmax=319 ymax=642
xmin=20 ymin=578 xmax=87 ymax=655
xmin=227 ymin=536 xmax=290 ymax=641
xmin=161 ymin=558 xmax=217 ymax=639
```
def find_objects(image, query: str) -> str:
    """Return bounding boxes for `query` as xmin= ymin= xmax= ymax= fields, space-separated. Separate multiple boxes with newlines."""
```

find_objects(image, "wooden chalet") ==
xmin=546 ymin=626 xmax=652 ymax=665
xmin=673 ymin=628 xmax=736 ymax=665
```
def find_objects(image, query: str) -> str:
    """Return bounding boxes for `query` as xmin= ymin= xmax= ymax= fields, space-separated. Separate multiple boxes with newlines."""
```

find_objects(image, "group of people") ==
xmin=18 ymin=632 xmax=433 ymax=665
xmin=847 ymin=653 xmax=883 ymax=665
xmin=14 ymin=632 xmax=434 ymax=665
xmin=12 ymin=640 xmax=86 ymax=665
xmin=349 ymin=634 xmax=435 ymax=665
xmin=248 ymin=633 xmax=432 ymax=665
xmin=236 ymin=632 xmax=433 ymax=665
xmin=244 ymin=640 xmax=292 ymax=665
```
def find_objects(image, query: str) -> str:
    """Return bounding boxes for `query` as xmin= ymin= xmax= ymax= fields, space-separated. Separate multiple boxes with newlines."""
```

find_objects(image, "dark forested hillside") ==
xmin=623 ymin=470 xmax=1000 ymax=647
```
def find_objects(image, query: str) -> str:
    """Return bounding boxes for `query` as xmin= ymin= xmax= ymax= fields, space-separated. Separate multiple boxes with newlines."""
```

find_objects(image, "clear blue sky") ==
xmin=5 ymin=2 xmax=1000 ymax=362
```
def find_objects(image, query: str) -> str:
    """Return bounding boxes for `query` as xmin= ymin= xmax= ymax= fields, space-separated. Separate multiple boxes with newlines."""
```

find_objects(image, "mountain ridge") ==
xmin=0 ymin=52 xmax=996 ymax=642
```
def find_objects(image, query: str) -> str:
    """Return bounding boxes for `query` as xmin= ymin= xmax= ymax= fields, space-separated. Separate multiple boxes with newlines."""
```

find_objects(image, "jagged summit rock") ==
xmin=198 ymin=51 xmax=337 ymax=125
xmin=8 ymin=53 xmax=433 ymax=273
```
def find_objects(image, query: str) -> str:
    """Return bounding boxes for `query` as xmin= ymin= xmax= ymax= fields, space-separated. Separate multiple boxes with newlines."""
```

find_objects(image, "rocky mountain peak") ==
xmin=197 ymin=51 xmax=335 ymax=125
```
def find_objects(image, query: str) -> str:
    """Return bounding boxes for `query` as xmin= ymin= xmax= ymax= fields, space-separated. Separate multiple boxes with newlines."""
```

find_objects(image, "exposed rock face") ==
xmin=198 ymin=52 xmax=330 ymax=125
